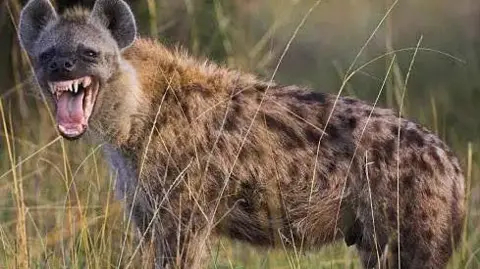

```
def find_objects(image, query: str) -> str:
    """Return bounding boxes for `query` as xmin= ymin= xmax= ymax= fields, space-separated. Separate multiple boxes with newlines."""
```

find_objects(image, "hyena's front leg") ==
xmin=133 ymin=195 xmax=211 ymax=269
xmin=164 ymin=227 xmax=210 ymax=269
xmin=131 ymin=210 xmax=209 ymax=269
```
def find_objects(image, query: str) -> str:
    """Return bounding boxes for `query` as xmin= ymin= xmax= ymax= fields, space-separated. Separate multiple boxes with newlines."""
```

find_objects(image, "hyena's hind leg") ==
xmin=354 ymin=201 xmax=463 ymax=269
xmin=384 ymin=207 xmax=463 ymax=269
xmin=352 ymin=210 xmax=447 ymax=269
xmin=362 ymin=185 xmax=464 ymax=269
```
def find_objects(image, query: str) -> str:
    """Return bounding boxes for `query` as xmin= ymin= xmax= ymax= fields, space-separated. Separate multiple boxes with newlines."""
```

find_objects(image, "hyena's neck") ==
xmin=90 ymin=58 xmax=149 ymax=146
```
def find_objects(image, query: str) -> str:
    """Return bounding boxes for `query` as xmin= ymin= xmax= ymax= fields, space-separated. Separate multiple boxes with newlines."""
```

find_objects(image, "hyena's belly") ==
xmin=214 ymin=189 xmax=353 ymax=249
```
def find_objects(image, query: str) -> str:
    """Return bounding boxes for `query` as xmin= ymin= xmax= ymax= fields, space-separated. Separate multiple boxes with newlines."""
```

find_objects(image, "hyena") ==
xmin=18 ymin=0 xmax=465 ymax=268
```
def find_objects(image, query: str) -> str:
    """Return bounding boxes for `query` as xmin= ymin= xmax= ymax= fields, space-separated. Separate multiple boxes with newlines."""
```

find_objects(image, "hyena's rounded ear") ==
xmin=90 ymin=0 xmax=137 ymax=50
xmin=18 ymin=0 xmax=57 ymax=55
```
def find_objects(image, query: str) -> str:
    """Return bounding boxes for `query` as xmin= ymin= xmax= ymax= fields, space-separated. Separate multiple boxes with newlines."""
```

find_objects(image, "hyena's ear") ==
xmin=18 ymin=0 xmax=57 ymax=55
xmin=90 ymin=0 xmax=137 ymax=50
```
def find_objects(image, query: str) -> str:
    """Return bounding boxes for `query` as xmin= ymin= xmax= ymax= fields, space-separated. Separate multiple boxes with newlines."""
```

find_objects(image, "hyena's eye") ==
xmin=82 ymin=49 xmax=98 ymax=59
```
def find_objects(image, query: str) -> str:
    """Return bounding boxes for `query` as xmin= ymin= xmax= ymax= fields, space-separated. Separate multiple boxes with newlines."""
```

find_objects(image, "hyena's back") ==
xmin=113 ymin=39 xmax=465 ymax=268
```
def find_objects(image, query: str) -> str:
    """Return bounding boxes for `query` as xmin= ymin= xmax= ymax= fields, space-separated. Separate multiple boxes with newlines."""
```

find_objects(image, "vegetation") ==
xmin=0 ymin=0 xmax=479 ymax=268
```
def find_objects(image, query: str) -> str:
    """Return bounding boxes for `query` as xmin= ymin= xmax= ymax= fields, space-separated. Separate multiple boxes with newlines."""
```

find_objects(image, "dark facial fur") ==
xmin=19 ymin=1 xmax=466 ymax=269
xmin=18 ymin=0 xmax=136 ymax=139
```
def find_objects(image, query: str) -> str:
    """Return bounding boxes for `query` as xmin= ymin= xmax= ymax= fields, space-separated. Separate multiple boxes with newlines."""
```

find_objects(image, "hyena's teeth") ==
xmin=50 ymin=77 xmax=92 ymax=94
xmin=48 ymin=82 xmax=55 ymax=93
xmin=82 ymin=77 xmax=91 ymax=88
xmin=73 ymin=81 xmax=79 ymax=93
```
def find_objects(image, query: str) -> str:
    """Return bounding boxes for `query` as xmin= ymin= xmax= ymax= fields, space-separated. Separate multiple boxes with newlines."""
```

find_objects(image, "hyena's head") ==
xmin=18 ymin=0 xmax=136 ymax=139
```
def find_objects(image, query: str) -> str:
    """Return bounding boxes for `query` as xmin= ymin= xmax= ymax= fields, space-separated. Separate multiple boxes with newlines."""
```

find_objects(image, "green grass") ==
xmin=1 ymin=0 xmax=479 ymax=268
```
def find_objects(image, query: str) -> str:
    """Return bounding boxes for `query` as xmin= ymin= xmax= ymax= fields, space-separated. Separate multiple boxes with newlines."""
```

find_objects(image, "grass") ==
xmin=1 ymin=0 xmax=480 ymax=268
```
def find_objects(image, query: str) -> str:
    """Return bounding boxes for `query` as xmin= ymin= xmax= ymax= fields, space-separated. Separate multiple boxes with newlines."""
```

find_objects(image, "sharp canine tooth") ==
xmin=82 ymin=77 xmax=91 ymax=88
xmin=48 ymin=82 xmax=54 ymax=93
xmin=73 ymin=81 xmax=79 ymax=93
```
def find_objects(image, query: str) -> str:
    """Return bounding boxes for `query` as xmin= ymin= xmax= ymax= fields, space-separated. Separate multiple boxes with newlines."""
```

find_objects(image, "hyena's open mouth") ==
xmin=48 ymin=76 xmax=99 ymax=139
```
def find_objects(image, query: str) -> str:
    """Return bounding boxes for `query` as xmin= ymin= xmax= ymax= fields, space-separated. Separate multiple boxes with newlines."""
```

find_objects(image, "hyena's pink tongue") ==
xmin=56 ymin=91 xmax=86 ymax=137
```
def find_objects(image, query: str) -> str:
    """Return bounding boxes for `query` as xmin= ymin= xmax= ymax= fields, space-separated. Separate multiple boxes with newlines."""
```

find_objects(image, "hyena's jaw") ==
xmin=48 ymin=76 xmax=99 ymax=139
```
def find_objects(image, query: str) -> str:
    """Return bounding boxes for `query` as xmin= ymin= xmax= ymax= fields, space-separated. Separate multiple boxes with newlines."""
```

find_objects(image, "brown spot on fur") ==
xmin=288 ymin=166 xmax=300 ymax=178
xmin=391 ymin=125 xmax=399 ymax=136
xmin=305 ymin=127 xmax=322 ymax=145
xmin=405 ymin=204 xmax=414 ymax=216
xmin=237 ymin=181 xmax=262 ymax=213
xmin=288 ymin=104 xmax=307 ymax=119
xmin=224 ymin=104 xmax=243 ymax=132
xmin=339 ymin=115 xmax=358 ymax=130
xmin=326 ymin=161 xmax=336 ymax=173
xmin=370 ymin=139 xmax=395 ymax=166
xmin=264 ymin=114 xmax=305 ymax=149
xmin=385 ymin=139 xmax=396 ymax=158
xmin=325 ymin=125 xmax=339 ymax=140
xmin=403 ymin=175 xmax=415 ymax=188
xmin=293 ymin=91 xmax=326 ymax=104
xmin=454 ymin=165 xmax=461 ymax=174
xmin=387 ymin=208 xmax=397 ymax=222
xmin=404 ymin=128 xmax=425 ymax=148
xmin=343 ymin=97 xmax=359 ymax=105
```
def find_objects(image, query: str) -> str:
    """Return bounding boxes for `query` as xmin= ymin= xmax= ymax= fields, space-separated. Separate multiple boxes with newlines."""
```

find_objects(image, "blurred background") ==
xmin=0 ymin=0 xmax=479 ymax=268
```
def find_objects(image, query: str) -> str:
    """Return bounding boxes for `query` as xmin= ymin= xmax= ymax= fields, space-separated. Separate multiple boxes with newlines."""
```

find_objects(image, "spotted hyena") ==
xmin=18 ymin=0 xmax=465 ymax=268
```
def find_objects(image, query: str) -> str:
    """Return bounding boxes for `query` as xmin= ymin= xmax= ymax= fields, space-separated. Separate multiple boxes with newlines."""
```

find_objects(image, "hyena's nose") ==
xmin=49 ymin=58 xmax=76 ymax=72
xmin=48 ymin=61 xmax=58 ymax=71
xmin=62 ymin=59 xmax=76 ymax=71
